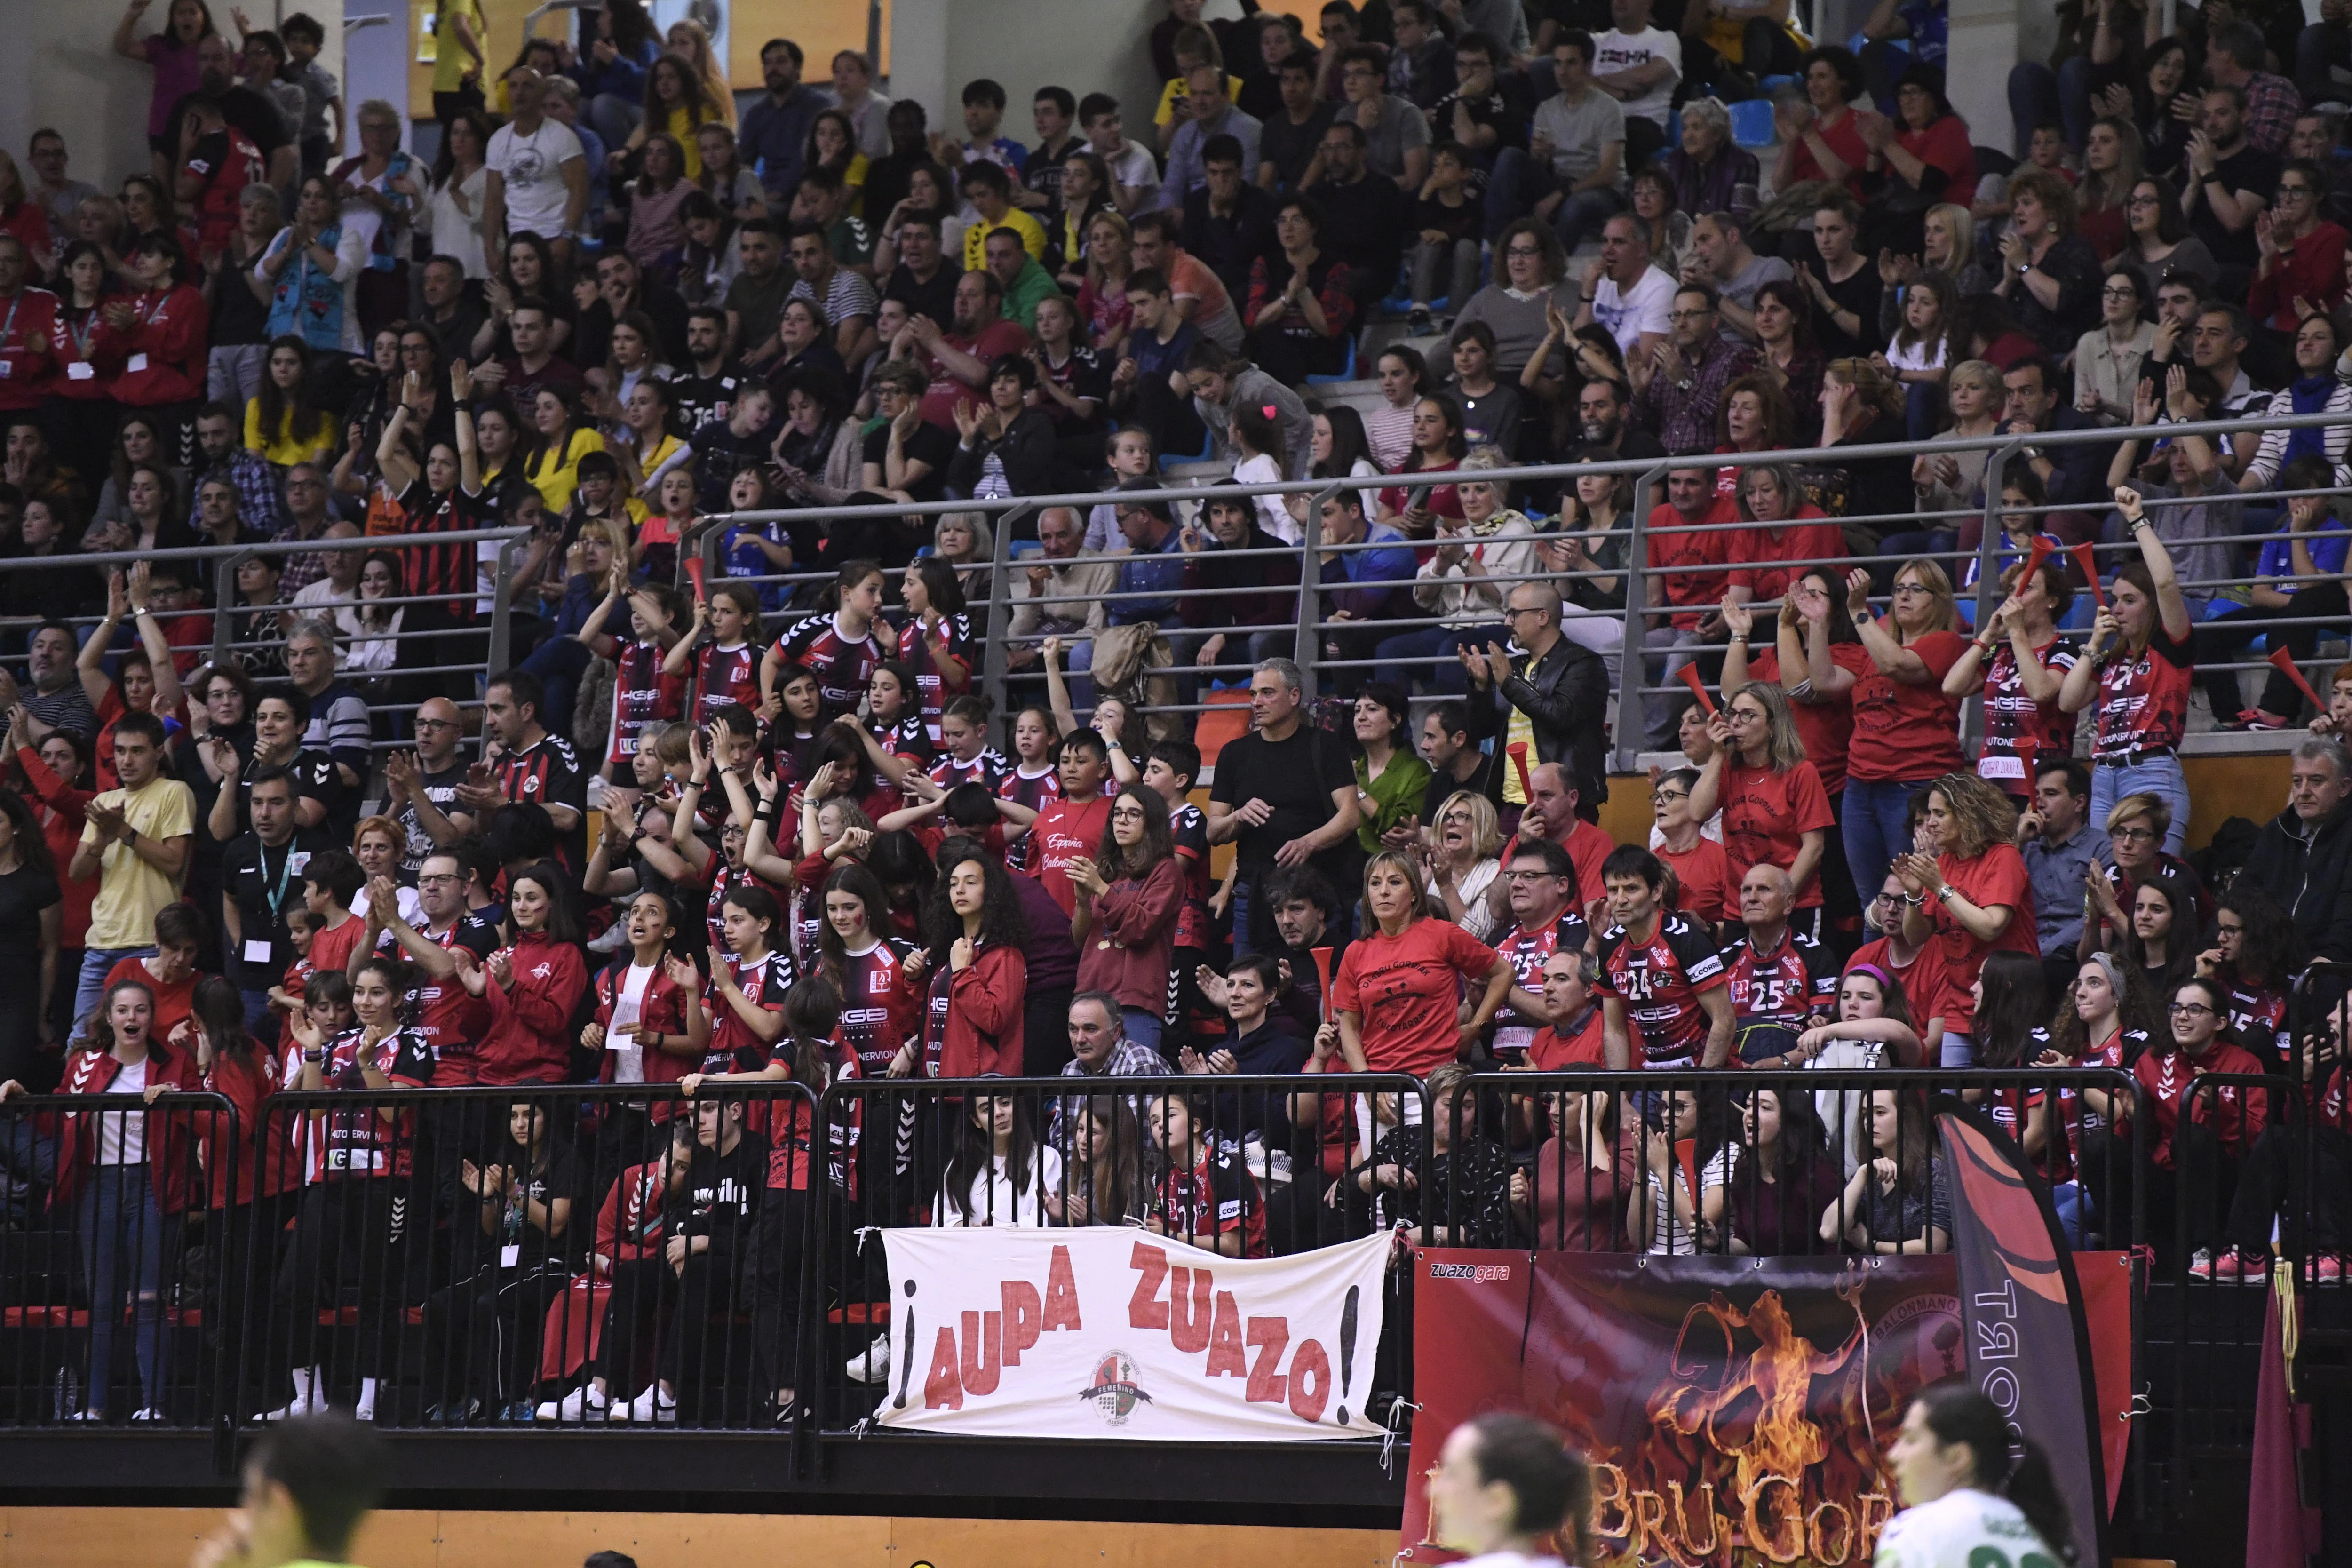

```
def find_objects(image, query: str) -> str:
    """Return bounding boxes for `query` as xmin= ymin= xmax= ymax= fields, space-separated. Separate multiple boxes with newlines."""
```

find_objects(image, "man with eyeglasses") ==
xmin=383 ymin=696 xmax=477 ymax=879
xmin=1629 ymin=283 xmax=1756 ymax=455
xmin=368 ymin=848 xmax=500 ymax=1082
xmin=1462 ymin=586 xmax=1611 ymax=827
xmin=1304 ymin=121 xmax=1411 ymax=311
xmin=2242 ymin=737 xmax=2352 ymax=963
xmin=1486 ymin=837 xmax=1594 ymax=1063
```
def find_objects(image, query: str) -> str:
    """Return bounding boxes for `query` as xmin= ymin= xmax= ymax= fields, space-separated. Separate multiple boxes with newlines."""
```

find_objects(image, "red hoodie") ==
xmin=591 ymin=954 xmax=698 ymax=1113
xmin=922 ymin=942 xmax=1026 ymax=1078
xmin=199 ymin=1048 xmax=298 ymax=1207
xmin=475 ymin=930 xmax=588 ymax=1084
xmin=48 ymin=1040 xmax=203 ymax=1213
xmin=15 ymin=743 xmax=95 ymax=947
xmin=95 ymin=283 xmax=207 ymax=407
xmin=0 ymin=284 xmax=59 ymax=411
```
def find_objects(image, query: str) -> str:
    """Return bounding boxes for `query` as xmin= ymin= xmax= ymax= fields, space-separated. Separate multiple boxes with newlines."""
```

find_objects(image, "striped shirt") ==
xmin=394 ymin=479 xmax=484 ymax=618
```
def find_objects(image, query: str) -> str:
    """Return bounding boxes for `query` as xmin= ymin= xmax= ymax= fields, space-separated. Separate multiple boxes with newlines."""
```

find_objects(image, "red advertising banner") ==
xmin=1403 ymin=1255 xmax=1964 ymax=1567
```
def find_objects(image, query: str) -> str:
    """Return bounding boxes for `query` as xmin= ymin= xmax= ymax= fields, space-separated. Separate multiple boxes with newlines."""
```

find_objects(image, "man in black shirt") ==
xmin=459 ymin=670 xmax=588 ymax=869
xmin=173 ymin=32 xmax=295 ymax=189
xmin=882 ymin=210 xmax=961 ymax=328
xmin=861 ymin=99 xmax=935 ymax=232
xmin=1182 ymin=136 xmax=1280 ymax=311
xmin=1021 ymin=86 xmax=1083 ymax=215
xmin=417 ymin=256 xmax=487 ymax=369
xmin=1415 ymin=700 xmax=1505 ymax=828
xmin=385 ymin=696 xmax=477 ymax=878
xmin=221 ymin=766 xmax=334 ymax=1027
xmin=2184 ymin=85 xmax=2279 ymax=274
xmin=573 ymin=250 xmax=691 ymax=371
xmin=1304 ymin=121 xmax=1411 ymax=308
xmin=1257 ymin=54 xmax=1337 ymax=192
xmin=1207 ymin=657 xmax=1364 ymax=956
xmin=670 ymin=307 xmax=750 ymax=439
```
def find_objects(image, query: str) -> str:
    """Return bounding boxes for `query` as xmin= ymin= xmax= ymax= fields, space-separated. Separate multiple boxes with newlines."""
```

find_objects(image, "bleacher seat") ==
xmin=1305 ymin=337 xmax=1359 ymax=385
xmin=1731 ymin=100 xmax=1778 ymax=148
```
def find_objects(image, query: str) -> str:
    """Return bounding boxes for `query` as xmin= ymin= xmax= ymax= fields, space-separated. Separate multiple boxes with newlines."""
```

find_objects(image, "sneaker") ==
xmin=423 ymin=1398 xmax=480 ymax=1427
xmin=843 ymin=1329 xmax=893 ymax=1385
xmin=64 ymin=1409 xmax=106 ymax=1423
xmin=2227 ymin=709 xmax=2294 ymax=732
xmin=498 ymin=1400 xmax=537 ymax=1423
xmin=587 ymin=921 xmax=631 ymax=955
xmin=1407 ymin=305 xmax=1433 ymax=333
xmin=539 ymin=1385 xmax=610 ymax=1423
xmin=262 ymin=1391 xmax=323 ymax=1423
xmin=129 ymin=1407 xmax=167 ymax=1423
xmin=2188 ymin=1247 xmax=2218 ymax=1279
xmin=615 ymin=1386 xmax=677 ymax=1425
xmin=2308 ymin=1253 xmax=2345 ymax=1286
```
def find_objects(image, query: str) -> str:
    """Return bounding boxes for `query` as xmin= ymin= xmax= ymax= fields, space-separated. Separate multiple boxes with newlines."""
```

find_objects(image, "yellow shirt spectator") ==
xmin=1154 ymin=73 xmax=1245 ymax=127
xmin=524 ymin=426 xmax=607 ymax=516
xmin=79 ymin=773 xmax=196 ymax=951
xmin=429 ymin=0 xmax=486 ymax=95
xmin=244 ymin=399 xmax=335 ymax=468
xmin=961 ymin=207 xmax=1047 ymax=272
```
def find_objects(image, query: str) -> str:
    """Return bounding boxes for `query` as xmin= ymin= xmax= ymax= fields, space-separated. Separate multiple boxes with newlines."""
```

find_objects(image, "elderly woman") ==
xmin=1995 ymin=168 xmax=2102 ymax=355
xmin=1659 ymin=98 xmax=1759 ymax=221
xmin=932 ymin=511 xmax=995 ymax=617
xmin=1860 ymin=64 xmax=1974 ymax=251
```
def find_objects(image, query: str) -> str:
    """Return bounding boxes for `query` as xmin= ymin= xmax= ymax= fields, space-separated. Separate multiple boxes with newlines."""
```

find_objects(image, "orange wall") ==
xmin=0 ymin=1508 xmax=1396 ymax=1568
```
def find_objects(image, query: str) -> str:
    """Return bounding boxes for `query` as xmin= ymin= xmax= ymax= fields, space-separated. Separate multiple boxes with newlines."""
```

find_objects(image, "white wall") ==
xmin=890 ymin=0 xmax=1252 ymax=154
xmin=0 ymin=0 xmax=346 ymax=189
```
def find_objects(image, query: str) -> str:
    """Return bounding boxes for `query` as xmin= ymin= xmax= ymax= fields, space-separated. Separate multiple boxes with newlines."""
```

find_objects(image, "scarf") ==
xmin=266 ymin=222 xmax=346 ymax=351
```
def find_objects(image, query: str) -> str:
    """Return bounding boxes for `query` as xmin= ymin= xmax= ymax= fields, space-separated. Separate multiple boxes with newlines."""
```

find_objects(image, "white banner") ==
xmin=871 ymin=1228 xmax=1391 ymax=1441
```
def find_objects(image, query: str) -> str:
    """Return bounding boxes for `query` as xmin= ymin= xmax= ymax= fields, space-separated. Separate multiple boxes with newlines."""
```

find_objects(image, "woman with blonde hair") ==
xmin=1911 ymin=358 xmax=2004 ymax=528
xmin=1330 ymin=848 xmax=1514 ymax=1077
xmin=664 ymin=19 xmax=737 ymax=126
xmin=932 ymin=510 xmax=995 ymax=613
xmin=1839 ymin=558 xmax=1969 ymax=912
xmin=1425 ymin=789 xmax=1505 ymax=938
xmin=1075 ymin=210 xmax=1136 ymax=356
xmin=2075 ymin=117 xmax=2145 ymax=261
xmin=1891 ymin=771 xmax=2039 ymax=1066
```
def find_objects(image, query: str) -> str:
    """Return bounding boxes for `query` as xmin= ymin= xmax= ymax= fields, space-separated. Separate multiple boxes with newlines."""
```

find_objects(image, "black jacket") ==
xmin=2242 ymin=800 xmax=2352 ymax=963
xmin=1466 ymin=631 xmax=1612 ymax=807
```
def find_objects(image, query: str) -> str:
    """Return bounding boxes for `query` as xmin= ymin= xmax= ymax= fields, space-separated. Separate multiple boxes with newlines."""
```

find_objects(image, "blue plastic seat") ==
xmin=1305 ymin=335 xmax=1359 ymax=385
xmin=1729 ymin=99 xmax=1778 ymax=148
xmin=1158 ymin=428 xmax=1214 ymax=470
xmin=1757 ymin=73 xmax=1801 ymax=94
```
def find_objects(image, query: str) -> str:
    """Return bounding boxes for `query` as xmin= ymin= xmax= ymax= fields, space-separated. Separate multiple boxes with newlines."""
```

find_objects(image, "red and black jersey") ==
xmin=829 ymin=938 xmax=924 ymax=1078
xmin=1720 ymin=928 xmax=1838 ymax=1030
xmin=2132 ymin=1037 xmax=2271 ymax=1167
xmin=1489 ymin=910 xmax=1594 ymax=1060
xmin=307 ymin=1027 xmax=435 ymax=1183
xmin=405 ymin=914 xmax=500 ymax=1082
xmin=1595 ymin=912 xmax=1729 ymax=1067
xmin=395 ymin=480 xmax=485 ymax=618
xmin=772 ymin=612 xmax=884 ymax=722
xmin=2228 ymin=983 xmax=2288 ymax=1064
xmin=1981 ymin=1025 xmax=2058 ymax=1172
xmin=597 ymin=1157 xmax=671 ymax=1263
xmin=706 ymin=859 xmax=787 ymax=953
xmin=2309 ymin=1060 xmax=2352 ymax=1135
xmin=895 ymin=611 xmax=975 ymax=741
xmin=870 ymin=711 xmax=933 ymax=765
xmin=765 ymin=1048 xmax=861 ymax=1194
xmin=2093 ymin=626 xmax=2194 ymax=761
xmin=2060 ymin=1026 xmax=2145 ymax=1158
xmin=183 ymin=127 xmax=263 ymax=259
xmin=1979 ymin=635 xmax=2079 ymax=794
xmin=606 ymin=638 xmax=689 ymax=771
xmin=1157 ymin=1135 xmax=1268 ymax=1258
xmin=693 ymin=640 xmax=760 ymax=724
xmin=1171 ymin=801 xmax=1213 ymax=953
xmin=998 ymin=764 xmax=1061 ymax=870
xmin=703 ymin=948 xmax=798 ymax=1072
xmin=495 ymin=732 xmax=588 ymax=866
xmin=931 ymin=746 xmax=1008 ymax=791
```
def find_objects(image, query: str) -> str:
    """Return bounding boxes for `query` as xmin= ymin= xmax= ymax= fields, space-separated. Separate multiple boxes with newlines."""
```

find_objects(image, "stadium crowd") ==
xmin=2 ymin=0 xmax=2352 ymax=1428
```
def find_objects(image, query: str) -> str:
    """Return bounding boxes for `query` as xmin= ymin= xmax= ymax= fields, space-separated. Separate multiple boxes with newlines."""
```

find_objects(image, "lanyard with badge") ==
xmin=244 ymin=840 xmax=307 ymax=968
xmin=0 ymin=291 xmax=20 ymax=380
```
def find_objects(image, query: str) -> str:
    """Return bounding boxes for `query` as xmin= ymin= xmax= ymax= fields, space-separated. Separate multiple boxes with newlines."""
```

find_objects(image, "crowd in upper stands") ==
xmin=2 ymin=0 xmax=2352 ymax=1428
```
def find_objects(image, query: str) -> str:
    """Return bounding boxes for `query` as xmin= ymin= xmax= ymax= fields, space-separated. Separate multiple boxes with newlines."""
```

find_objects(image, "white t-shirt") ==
xmin=935 ymin=1146 xmax=1065 ymax=1228
xmin=1592 ymin=265 xmax=1675 ymax=355
xmin=1233 ymin=451 xmax=1301 ymax=545
xmin=350 ymin=881 xmax=425 ymax=933
xmin=607 ymin=960 xmax=657 ymax=1085
xmin=487 ymin=117 xmax=586 ymax=239
xmin=1594 ymin=27 xmax=1683 ymax=128
xmin=97 ymin=1057 xmax=150 ymax=1165
xmin=1875 ymin=1488 xmax=2061 ymax=1568
xmin=1886 ymin=333 xmax=1949 ymax=373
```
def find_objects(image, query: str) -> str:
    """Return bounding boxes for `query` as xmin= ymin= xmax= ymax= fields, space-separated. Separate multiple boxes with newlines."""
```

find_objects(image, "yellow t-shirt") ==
xmin=1154 ymin=74 xmax=1247 ymax=127
xmin=524 ymin=426 xmax=607 ymax=516
xmin=429 ymin=0 xmax=486 ymax=94
xmin=244 ymin=400 xmax=334 ymax=468
xmin=81 ymin=774 xmax=197 ymax=950
xmin=961 ymin=207 xmax=1047 ymax=272
xmin=663 ymin=105 xmax=708 ymax=179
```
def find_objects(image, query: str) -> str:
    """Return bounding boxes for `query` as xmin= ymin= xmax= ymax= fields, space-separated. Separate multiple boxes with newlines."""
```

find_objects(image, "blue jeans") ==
xmin=588 ymin=93 xmax=643 ymax=157
xmin=1939 ymin=1029 xmax=1974 ymax=1067
xmin=520 ymin=635 xmax=592 ymax=746
xmin=1231 ymin=873 xmax=1262 ymax=960
xmin=2051 ymin=1180 xmax=2098 ymax=1247
xmin=1904 ymin=380 xmax=1944 ymax=442
xmin=1485 ymin=148 xmax=1528 ymax=241
xmin=1550 ymin=186 xmax=1626 ymax=254
xmin=80 ymin=1163 xmax=170 ymax=1416
xmin=75 ymin=946 xmax=154 ymax=1042
xmin=2007 ymin=56 xmax=2094 ymax=153
xmin=1842 ymin=775 xmax=1938 ymax=915
xmin=2089 ymin=754 xmax=2190 ymax=857
xmin=1121 ymin=1009 xmax=1164 ymax=1054
xmin=1372 ymin=622 xmax=1506 ymax=695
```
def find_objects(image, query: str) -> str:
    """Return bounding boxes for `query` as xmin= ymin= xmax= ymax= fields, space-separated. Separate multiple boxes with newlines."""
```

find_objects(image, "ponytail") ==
xmin=1999 ymin=1441 xmax=2079 ymax=1567
xmin=1909 ymin=1382 xmax=2078 ymax=1565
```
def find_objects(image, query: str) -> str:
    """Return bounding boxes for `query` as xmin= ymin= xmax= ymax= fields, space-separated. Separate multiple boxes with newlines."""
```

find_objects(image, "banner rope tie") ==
xmin=1381 ymin=1397 xmax=1421 ymax=1475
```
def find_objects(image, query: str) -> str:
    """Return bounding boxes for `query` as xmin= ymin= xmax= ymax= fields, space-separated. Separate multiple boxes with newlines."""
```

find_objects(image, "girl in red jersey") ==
xmin=683 ymin=979 xmax=858 ymax=1425
xmin=897 ymin=557 xmax=975 ymax=744
xmin=664 ymin=581 xmax=765 ymax=725
xmin=454 ymin=863 xmax=589 ymax=1086
xmin=1839 ymin=559 xmax=1971 ymax=916
xmin=1943 ymin=554 xmax=2077 ymax=801
xmin=929 ymin=695 xmax=1007 ymax=790
xmin=585 ymin=889 xmax=711 ymax=1153
xmin=997 ymin=704 xmax=1062 ymax=871
xmin=697 ymin=884 xmax=797 ymax=1074
xmin=273 ymin=955 xmax=437 ymax=1422
xmin=94 ymin=233 xmax=207 ymax=458
xmin=2058 ymin=486 xmax=2196 ymax=855
xmin=763 ymin=559 xmax=887 ymax=724
xmin=1685 ymin=681 xmax=1837 ymax=918
xmin=573 ymin=562 xmax=688 ymax=780
xmin=1893 ymin=772 xmax=2041 ymax=1067
xmin=2199 ymin=885 xmax=2302 ymax=1067
xmin=863 ymin=661 xmax=933 ymax=767
xmin=918 ymin=840 xmax=1028 ymax=1079
xmin=2138 ymin=976 xmax=2270 ymax=1275
xmin=814 ymin=863 xmax=926 ymax=1082
xmin=1070 ymin=791 xmax=1185 ymax=1052
xmin=2034 ymin=952 xmax=2154 ymax=1246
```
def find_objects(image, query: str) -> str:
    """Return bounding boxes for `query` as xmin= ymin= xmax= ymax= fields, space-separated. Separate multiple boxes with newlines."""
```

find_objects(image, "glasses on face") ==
xmin=1505 ymin=244 xmax=1543 ymax=258
xmin=2279 ymin=184 xmax=2314 ymax=199
xmin=418 ymin=873 xmax=462 ymax=887
xmin=1504 ymin=605 xmax=1543 ymax=620
xmin=1872 ymin=890 xmax=1903 ymax=905
xmin=2113 ymin=826 xmax=2158 ymax=843
xmin=2102 ymin=285 xmax=2137 ymax=299
xmin=2128 ymin=194 xmax=2159 ymax=208
xmin=2217 ymin=923 xmax=2245 ymax=938
xmin=1891 ymin=581 xmax=1930 ymax=597
xmin=2169 ymin=1003 xmax=2215 ymax=1017
xmin=1653 ymin=789 xmax=1689 ymax=805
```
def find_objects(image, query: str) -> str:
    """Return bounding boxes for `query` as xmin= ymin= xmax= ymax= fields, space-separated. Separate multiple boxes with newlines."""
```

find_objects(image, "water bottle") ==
xmin=52 ymin=1364 xmax=77 ymax=1421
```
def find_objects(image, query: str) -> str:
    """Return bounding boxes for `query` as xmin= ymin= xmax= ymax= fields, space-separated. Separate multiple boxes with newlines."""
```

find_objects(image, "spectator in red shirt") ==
xmin=1686 ymin=681 xmax=1837 ymax=920
xmin=1070 ymin=790 xmax=1186 ymax=1051
xmin=2140 ymin=975 xmax=2271 ymax=1274
xmin=1894 ymin=772 xmax=2041 ymax=1067
xmin=1514 ymin=1062 xmax=1640 ymax=1251
xmin=1650 ymin=767 xmax=1733 ymax=925
xmin=1724 ymin=462 xmax=1846 ymax=610
xmin=906 ymin=266 xmax=1031 ymax=431
xmin=1642 ymin=464 xmax=1737 ymax=748
xmin=1527 ymin=949 xmax=1607 ymax=1069
xmin=1841 ymin=558 xmax=1971 ymax=914
xmin=1332 ymin=848 xmax=1513 ymax=1077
